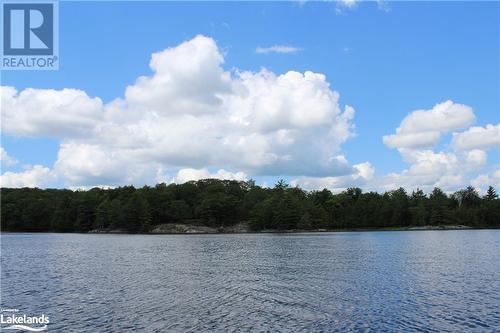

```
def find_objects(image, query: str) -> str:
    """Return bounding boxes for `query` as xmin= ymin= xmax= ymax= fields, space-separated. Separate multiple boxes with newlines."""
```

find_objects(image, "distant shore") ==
xmin=4 ymin=224 xmax=498 ymax=235
xmin=90 ymin=224 xmax=479 ymax=234
xmin=3 ymin=182 xmax=499 ymax=235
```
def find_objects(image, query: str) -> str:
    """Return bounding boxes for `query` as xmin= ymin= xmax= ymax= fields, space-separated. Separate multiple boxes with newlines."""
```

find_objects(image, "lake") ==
xmin=1 ymin=230 xmax=499 ymax=332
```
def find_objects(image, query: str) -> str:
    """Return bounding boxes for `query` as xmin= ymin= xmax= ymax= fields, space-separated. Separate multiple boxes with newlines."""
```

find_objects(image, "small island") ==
xmin=1 ymin=180 xmax=499 ymax=233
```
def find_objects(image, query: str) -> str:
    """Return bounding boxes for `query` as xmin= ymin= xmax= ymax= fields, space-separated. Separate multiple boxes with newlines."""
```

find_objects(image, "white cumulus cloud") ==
xmin=1 ymin=35 xmax=357 ymax=188
xmin=451 ymin=124 xmax=500 ymax=151
xmin=383 ymin=100 xmax=475 ymax=149
xmin=1 ymin=86 xmax=103 ymax=138
xmin=125 ymin=35 xmax=233 ymax=115
xmin=2 ymin=35 xmax=496 ymax=193
xmin=0 ymin=165 xmax=55 ymax=188
xmin=371 ymin=99 xmax=498 ymax=192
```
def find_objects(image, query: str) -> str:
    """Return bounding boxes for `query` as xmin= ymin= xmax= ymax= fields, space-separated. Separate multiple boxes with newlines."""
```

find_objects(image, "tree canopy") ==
xmin=1 ymin=181 xmax=499 ymax=233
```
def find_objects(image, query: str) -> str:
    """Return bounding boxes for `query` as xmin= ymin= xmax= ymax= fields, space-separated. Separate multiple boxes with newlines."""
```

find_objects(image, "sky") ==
xmin=1 ymin=0 xmax=499 ymax=193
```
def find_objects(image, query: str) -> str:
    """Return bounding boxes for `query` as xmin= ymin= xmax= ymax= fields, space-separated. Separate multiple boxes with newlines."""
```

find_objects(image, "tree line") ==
xmin=1 ymin=180 xmax=499 ymax=233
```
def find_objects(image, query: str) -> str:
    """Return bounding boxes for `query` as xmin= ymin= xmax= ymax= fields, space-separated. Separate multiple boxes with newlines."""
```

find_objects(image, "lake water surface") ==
xmin=1 ymin=230 xmax=499 ymax=332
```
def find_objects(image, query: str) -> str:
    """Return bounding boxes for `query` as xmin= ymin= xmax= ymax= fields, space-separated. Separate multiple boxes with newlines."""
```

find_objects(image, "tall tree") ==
xmin=485 ymin=186 xmax=497 ymax=200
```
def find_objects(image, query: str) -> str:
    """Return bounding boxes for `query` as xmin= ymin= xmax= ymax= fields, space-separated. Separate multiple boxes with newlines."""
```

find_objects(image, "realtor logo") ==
xmin=1 ymin=0 xmax=58 ymax=70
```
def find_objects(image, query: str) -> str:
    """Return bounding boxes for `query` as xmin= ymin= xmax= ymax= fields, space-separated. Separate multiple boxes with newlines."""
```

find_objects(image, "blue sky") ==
xmin=1 ymin=1 xmax=499 ymax=192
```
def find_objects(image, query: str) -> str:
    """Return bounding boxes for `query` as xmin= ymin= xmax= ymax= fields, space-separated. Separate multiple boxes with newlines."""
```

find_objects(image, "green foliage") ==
xmin=485 ymin=186 xmax=497 ymax=200
xmin=94 ymin=199 xmax=111 ymax=230
xmin=1 ymin=182 xmax=499 ymax=233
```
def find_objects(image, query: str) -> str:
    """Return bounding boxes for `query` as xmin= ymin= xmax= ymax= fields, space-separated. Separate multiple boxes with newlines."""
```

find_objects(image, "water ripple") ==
xmin=1 ymin=230 xmax=500 ymax=332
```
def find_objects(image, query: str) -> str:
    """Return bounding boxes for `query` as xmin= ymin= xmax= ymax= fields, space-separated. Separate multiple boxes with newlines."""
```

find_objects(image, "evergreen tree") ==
xmin=429 ymin=187 xmax=450 ymax=225
xmin=485 ymin=186 xmax=497 ymax=200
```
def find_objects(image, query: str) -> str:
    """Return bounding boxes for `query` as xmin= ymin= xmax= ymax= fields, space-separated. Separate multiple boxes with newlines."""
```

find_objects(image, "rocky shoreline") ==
xmin=85 ymin=224 xmax=477 ymax=235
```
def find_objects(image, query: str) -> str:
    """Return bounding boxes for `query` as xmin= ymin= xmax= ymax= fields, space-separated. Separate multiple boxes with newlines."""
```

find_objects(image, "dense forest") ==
xmin=1 ymin=180 xmax=499 ymax=233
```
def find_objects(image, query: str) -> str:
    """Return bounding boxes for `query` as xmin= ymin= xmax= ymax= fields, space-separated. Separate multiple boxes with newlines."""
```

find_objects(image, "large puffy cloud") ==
xmin=125 ymin=35 xmax=232 ymax=115
xmin=451 ymin=124 xmax=500 ymax=151
xmin=374 ymin=133 xmax=495 ymax=193
xmin=376 ymin=100 xmax=497 ymax=192
xmin=398 ymin=149 xmax=487 ymax=172
xmin=294 ymin=144 xmax=490 ymax=194
xmin=1 ymin=35 xmax=358 ymax=187
xmin=53 ymin=142 xmax=157 ymax=186
xmin=373 ymin=152 xmax=459 ymax=192
xmin=1 ymin=87 xmax=103 ymax=138
xmin=378 ymin=149 xmax=489 ymax=191
xmin=0 ymin=165 xmax=54 ymax=188
xmin=368 ymin=144 xmax=498 ymax=193
xmin=383 ymin=100 xmax=475 ymax=149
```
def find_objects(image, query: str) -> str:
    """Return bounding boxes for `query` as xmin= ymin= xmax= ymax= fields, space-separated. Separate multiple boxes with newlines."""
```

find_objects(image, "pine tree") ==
xmin=485 ymin=186 xmax=497 ymax=200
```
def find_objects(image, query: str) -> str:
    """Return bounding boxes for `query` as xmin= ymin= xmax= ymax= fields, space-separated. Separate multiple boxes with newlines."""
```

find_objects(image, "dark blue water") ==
xmin=1 ymin=230 xmax=499 ymax=332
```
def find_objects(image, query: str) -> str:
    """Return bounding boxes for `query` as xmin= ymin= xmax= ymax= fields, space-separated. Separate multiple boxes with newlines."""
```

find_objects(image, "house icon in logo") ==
xmin=1 ymin=1 xmax=58 ymax=69
xmin=3 ymin=3 xmax=54 ymax=55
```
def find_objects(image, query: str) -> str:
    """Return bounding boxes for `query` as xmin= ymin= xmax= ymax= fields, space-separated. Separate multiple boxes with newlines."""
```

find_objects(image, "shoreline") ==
xmin=3 ymin=225 xmax=499 ymax=235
